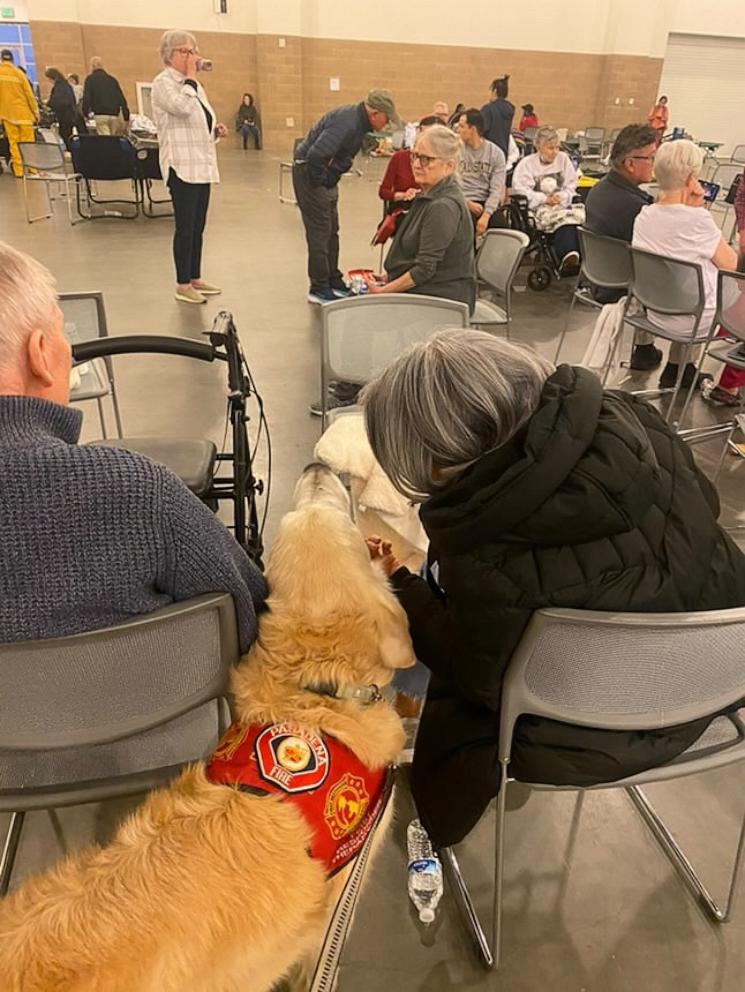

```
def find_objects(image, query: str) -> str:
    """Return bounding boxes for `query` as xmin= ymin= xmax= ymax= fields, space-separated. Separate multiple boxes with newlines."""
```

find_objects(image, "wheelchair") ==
xmin=506 ymin=194 xmax=561 ymax=291
xmin=72 ymin=311 xmax=268 ymax=566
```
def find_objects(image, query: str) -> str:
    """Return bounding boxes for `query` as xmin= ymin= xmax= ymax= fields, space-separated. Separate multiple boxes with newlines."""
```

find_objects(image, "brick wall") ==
xmin=30 ymin=22 xmax=258 ymax=130
xmin=28 ymin=21 xmax=663 ymax=152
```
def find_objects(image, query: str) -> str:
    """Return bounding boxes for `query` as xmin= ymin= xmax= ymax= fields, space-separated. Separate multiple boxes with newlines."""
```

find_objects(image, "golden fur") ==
xmin=0 ymin=466 xmax=415 ymax=992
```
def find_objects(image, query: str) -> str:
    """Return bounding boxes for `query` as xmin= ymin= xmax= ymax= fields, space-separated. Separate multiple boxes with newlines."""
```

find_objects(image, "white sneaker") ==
xmin=175 ymin=286 xmax=207 ymax=304
xmin=191 ymin=280 xmax=221 ymax=295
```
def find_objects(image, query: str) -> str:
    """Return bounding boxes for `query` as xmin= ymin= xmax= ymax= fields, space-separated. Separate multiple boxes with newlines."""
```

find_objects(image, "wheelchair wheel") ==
xmin=527 ymin=267 xmax=552 ymax=291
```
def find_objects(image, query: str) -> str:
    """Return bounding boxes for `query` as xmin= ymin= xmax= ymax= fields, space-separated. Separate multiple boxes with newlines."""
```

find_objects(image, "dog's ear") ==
xmin=371 ymin=589 xmax=416 ymax=670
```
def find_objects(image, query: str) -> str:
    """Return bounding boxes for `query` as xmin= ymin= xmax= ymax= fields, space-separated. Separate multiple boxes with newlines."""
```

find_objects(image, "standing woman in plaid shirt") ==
xmin=152 ymin=30 xmax=228 ymax=305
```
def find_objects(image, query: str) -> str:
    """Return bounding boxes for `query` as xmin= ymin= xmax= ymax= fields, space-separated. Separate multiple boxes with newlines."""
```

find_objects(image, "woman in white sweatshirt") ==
xmin=512 ymin=126 xmax=580 ymax=272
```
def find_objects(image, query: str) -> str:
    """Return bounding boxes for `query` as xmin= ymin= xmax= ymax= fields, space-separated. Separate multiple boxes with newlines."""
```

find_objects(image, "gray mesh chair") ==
xmin=320 ymin=294 xmax=470 ymax=428
xmin=731 ymin=145 xmax=745 ymax=165
xmin=622 ymin=247 xmax=709 ymax=424
xmin=579 ymin=127 xmax=605 ymax=159
xmin=0 ymin=593 xmax=238 ymax=895
xmin=61 ymin=291 xmax=124 ymax=439
xmin=472 ymin=229 xmax=529 ymax=333
xmin=442 ymin=605 xmax=745 ymax=971
xmin=18 ymin=141 xmax=81 ymax=225
xmin=554 ymin=227 xmax=632 ymax=363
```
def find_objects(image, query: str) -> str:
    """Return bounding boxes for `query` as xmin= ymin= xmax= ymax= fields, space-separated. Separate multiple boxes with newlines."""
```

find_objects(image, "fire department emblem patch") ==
xmin=211 ymin=723 xmax=250 ymax=762
xmin=323 ymin=773 xmax=370 ymax=840
xmin=255 ymin=723 xmax=329 ymax=793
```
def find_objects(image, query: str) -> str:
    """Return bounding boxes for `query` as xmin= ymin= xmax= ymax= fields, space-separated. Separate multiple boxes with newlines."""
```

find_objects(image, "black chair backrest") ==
xmin=71 ymin=135 xmax=136 ymax=181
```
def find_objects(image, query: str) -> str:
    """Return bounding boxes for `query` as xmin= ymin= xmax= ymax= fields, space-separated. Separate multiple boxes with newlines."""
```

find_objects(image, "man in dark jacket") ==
xmin=83 ymin=56 xmax=130 ymax=135
xmin=362 ymin=329 xmax=745 ymax=848
xmin=585 ymin=123 xmax=661 ymax=371
xmin=293 ymin=89 xmax=399 ymax=304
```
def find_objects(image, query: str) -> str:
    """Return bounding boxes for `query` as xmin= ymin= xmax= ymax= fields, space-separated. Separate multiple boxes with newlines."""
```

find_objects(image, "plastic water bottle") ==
xmin=407 ymin=819 xmax=443 ymax=924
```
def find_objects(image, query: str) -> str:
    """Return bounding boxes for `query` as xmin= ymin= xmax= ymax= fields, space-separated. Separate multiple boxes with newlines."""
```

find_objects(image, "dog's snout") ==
xmin=294 ymin=463 xmax=352 ymax=515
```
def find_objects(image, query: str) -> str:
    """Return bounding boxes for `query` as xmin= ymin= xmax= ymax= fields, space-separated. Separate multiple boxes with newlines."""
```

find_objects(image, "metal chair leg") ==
xmin=627 ymin=784 xmax=745 ymax=923
xmin=0 ymin=811 xmax=26 ymax=897
xmin=441 ymin=761 xmax=509 ymax=971
xmin=96 ymin=395 xmax=108 ymax=439
xmin=555 ymin=292 xmax=578 ymax=364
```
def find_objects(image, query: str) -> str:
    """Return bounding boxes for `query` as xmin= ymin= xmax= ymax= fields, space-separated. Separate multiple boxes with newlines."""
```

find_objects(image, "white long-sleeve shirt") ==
xmin=152 ymin=66 xmax=219 ymax=185
xmin=511 ymin=150 xmax=577 ymax=209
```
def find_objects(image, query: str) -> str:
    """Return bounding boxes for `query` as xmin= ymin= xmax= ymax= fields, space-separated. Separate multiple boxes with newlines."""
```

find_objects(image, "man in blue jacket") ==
xmin=293 ymin=89 xmax=399 ymax=304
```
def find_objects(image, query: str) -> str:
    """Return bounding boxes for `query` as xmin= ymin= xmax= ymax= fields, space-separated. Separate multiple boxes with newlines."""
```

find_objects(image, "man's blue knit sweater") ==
xmin=0 ymin=396 xmax=266 ymax=650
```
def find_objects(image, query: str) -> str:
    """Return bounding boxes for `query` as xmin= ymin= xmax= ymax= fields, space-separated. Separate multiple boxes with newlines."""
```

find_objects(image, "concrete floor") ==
xmin=1 ymin=147 xmax=744 ymax=991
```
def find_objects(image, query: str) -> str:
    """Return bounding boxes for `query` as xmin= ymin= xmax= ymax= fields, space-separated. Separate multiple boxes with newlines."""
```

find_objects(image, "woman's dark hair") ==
xmin=242 ymin=92 xmax=254 ymax=105
xmin=491 ymin=75 xmax=510 ymax=99
xmin=659 ymin=95 xmax=668 ymax=103
xmin=522 ymin=103 xmax=534 ymax=115
xmin=67 ymin=72 xmax=79 ymax=84
xmin=44 ymin=67 xmax=65 ymax=83
xmin=418 ymin=114 xmax=440 ymax=127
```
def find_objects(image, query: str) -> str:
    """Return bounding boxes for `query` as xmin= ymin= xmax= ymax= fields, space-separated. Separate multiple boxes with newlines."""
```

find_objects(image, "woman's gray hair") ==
xmin=361 ymin=329 xmax=555 ymax=501
xmin=159 ymin=29 xmax=197 ymax=64
xmin=653 ymin=138 xmax=704 ymax=192
xmin=0 ymin=241 xmax=58 ymax=374
xmin=417 ymin=123 xmax=460 ymax=164
xmin=535 ymin=126 xmax=559 ymax=147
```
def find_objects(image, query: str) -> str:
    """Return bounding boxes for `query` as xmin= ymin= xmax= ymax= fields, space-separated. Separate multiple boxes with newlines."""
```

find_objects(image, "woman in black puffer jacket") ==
xmin=362 ymin=329 xmax=745 ymax=848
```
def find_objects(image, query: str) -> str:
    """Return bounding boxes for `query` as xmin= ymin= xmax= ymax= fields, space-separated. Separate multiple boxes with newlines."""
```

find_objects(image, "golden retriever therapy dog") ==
xmin=0 ymin=464 xmax=415 ymax=992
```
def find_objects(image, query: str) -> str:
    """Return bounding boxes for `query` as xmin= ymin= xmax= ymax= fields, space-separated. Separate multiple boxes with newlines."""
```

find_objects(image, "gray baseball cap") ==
xmin=366 ymin=89 xmax=400 ymax=127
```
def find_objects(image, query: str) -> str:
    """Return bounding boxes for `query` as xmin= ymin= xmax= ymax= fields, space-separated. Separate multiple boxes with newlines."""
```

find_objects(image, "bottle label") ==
xmin=408 ymin=858 xmax=439 ymax=875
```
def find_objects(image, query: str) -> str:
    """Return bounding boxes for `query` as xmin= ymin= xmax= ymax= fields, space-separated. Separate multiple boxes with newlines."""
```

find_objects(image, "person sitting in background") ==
xmin=633 ymin=138 xmax=740 ymax=394
xmin=235 ymin=92 xmax=261 ymax=150
xmin=456 ymin=107 xmax=506 ymax=236
xmin=310 ymin=125 xmax=475 ymax=417
xmin=512 ymin=125 xmax=581 ymax=273
xmin=44 ymin=68 xmax=77 ymax=149
xmin=700 ymin=165 xmax=745 ymax=409
xmin=432 ymin=101 xmax=449 ymax=124
xmin=0 ymin=241 xmax=266 ymax=650
xmin=365 ymin=124 xmax=475 ymax=310
xmin=362 ymin=328 xmax=745 ymax=849
xmin=0 ymin=49 xmax=38 ymax=178
xmin=82 ymin=56 xmax=130 ymax=135
xmin=584 ymin=123 xmax=661 ymax=370
xmin=519 ymin=103 xmax=538 ymax=131
xmin=378 ymin=115 xmax=439 ymax=208
xmin=647 ymin=95 xmax=669 ymax=145
xmin=480 ymin=75 xmax=514 ymax=157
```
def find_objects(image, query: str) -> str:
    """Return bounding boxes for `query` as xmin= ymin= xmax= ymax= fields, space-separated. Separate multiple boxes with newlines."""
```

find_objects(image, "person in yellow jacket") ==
xmin=0 ymin=49 xmax=39 ymax=177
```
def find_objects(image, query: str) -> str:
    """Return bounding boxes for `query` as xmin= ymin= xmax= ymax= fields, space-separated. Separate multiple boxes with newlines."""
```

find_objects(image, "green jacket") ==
xmin=385 ymin=175 xmax=476 ymax=312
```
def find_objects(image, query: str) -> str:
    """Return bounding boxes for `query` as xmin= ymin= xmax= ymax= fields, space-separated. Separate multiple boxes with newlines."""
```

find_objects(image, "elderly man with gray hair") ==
xmin=0 ymin=241 xmax=266 ymax=650
xmin=362 ymin=328 xmax=745 ymax=848
xmin=82 ymin=55 xmax=129 ymax=135
xmin=152 ymin=29 xmax=228 ymax=304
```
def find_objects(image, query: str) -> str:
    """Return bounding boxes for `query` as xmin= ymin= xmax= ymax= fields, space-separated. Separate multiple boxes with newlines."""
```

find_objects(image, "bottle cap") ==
xmin=419 ymin=908 xmax=435 ymax=924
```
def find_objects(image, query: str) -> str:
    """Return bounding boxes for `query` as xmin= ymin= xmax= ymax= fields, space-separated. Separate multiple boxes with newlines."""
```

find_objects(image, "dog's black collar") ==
xmin=302 ymin=681 xmax=383 ymax=706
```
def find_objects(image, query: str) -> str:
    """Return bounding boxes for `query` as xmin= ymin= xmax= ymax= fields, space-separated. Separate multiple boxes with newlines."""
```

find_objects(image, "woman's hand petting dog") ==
xmin=366 ymin=536 xmax=403 ymax=577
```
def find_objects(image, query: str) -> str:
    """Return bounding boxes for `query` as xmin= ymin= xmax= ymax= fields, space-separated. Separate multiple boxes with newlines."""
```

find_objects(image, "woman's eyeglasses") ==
xmin=410 ymin=152 xmax=440 ymax=167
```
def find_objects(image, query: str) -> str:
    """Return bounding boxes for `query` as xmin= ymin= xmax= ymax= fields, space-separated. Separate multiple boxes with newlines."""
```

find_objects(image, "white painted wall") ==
xmin=27 ymin=0 xmax=258 ymax=32
xmin=672 ymin=0 xmax=745 ymax=39
xmin=2 ymin=1 xmax=30 ymax=20
xmin=25 ymin=0 xmax=745 ymax=50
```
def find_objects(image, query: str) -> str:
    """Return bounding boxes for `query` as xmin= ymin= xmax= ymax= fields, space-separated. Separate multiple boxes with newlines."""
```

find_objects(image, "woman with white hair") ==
xmin=511 ymin=125 xmax=582 ymax=273
xmin=364 ymin=124 xmax=476 ymax=310
xmin=362 ymin=329 xmax=745 ymax=848
xmin=633 ymin=138 xmax=740 ymax=397
xmin=152 ymin=30 xmax=227 ymax=304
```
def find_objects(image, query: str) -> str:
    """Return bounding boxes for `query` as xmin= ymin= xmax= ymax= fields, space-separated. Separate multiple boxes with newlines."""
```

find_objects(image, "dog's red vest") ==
xmin=205 ymin=722 xmax=390 ymax=876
